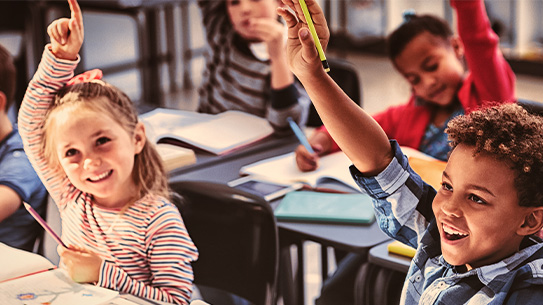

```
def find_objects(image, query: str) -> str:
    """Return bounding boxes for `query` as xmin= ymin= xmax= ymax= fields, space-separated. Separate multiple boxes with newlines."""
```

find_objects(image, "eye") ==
xmin=96 ymin=137 xmax=110 ymax=146
xmin=424 ymin=63 xmax=438 ymax=72
xmin=468 ymin=194 xmax=486 ymax=205
xmin=228 ymin=0 xmax=240 ymax=6
xmin=441 ymin=182 xmax=452 ymax=192
xmin=407 ymin=76 xmax=420 ymax=86
xmin=65 ymin=148 xmax=78 ymax=157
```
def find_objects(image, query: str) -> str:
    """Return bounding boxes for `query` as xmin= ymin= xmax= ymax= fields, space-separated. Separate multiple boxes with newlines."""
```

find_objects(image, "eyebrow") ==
xmin=59 ymin=129 xmax=109 ymax=150
xmin=442 ymin=171 xmax=496 ymax=198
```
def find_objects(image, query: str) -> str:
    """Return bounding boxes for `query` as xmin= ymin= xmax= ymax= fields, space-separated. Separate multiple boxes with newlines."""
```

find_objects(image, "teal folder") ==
xmin=274 ymin=191 xmax=375 ymax=224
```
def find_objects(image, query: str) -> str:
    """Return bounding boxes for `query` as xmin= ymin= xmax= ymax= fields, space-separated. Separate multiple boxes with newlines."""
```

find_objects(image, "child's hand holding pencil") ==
xmin=277 ymin=0 xmax=331 ymax=78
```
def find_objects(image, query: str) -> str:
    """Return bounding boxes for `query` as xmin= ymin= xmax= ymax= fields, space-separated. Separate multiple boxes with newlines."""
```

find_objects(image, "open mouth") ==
xmin=442 ymin=223 xmax=468 ymax=241
xmin=87 ymin=170 xmax=113 ymax=182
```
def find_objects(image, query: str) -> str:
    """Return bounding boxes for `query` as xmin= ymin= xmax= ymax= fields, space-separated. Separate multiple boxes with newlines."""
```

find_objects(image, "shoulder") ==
xmin=129 ymin=194 xmax=183 ymax=224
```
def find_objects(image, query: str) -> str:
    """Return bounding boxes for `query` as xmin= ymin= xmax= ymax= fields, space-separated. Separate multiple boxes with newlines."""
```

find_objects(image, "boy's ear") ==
xmin=518 ymin=208 xmax=543 ymax=236
xmin=133 ymin=122 xmax=147 ymax=155
xmin=450 ymin=36 xmax=465 ymax=60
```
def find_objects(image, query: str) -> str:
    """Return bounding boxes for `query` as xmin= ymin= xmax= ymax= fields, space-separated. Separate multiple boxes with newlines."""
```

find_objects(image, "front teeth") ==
xmin=89 ymin=170 xmax=111 ymax=182
xmin=443 ymin=223 xmax=468 ymax=237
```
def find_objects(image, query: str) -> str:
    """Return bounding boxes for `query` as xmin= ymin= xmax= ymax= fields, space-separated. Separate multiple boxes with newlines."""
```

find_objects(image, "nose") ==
xmin=439 ymin=197 xmax=462 ymax=218
xmin=420 ymin=74 xmax=437 ymax=90
xmin=83 ymin=154 xmax=102 ymax=171
xmin=240 ymin=0 xmax=251 ymax=13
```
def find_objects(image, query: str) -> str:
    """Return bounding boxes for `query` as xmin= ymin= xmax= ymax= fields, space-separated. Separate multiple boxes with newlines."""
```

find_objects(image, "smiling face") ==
xmin=394 ymin=31 xmax=465 ymax=106
xmin=432 ymin=144 xmax=532 ymax=270
xmin=226 ymin=0 xmax=278 ymax=42
xmin=53 ymin=100 xmax=145 ymax=208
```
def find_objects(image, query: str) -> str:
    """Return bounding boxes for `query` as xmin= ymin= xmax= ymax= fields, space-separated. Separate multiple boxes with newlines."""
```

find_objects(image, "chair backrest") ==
xmin=306 ymin=57 xmax=362 ymax=127
xmin=169 ymin=180 xmax=279 ymax=305
xmin=517 ymin=98 xmax=543 ymax=116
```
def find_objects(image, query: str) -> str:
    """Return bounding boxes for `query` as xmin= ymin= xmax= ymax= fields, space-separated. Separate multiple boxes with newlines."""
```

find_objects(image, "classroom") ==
xmin=1 ymin=0 xmax=543 ymax=305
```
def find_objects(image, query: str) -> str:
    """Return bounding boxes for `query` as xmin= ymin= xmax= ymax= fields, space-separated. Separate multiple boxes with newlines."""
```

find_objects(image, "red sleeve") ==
xmin=452 ymin=0 xmax=515 ymax=103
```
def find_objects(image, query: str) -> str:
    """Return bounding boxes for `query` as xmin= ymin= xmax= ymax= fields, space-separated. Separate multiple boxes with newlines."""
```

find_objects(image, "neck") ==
xmin=0 ymin=115 xmax=13 ymax=142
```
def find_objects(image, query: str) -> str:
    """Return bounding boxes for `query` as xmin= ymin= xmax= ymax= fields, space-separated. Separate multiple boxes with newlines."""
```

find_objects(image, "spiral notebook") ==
xmin=274 ymin=191 xmax=375 ymax=224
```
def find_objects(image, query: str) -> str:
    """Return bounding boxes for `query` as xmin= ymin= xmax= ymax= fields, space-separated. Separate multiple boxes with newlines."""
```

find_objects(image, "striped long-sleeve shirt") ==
xmin=351 ymin=141 xmax=543 ymax=304
xmin=18 ymin=46 xmax=198 ymax=305
xmin=197 ymin=0 xmax=309 ymax=134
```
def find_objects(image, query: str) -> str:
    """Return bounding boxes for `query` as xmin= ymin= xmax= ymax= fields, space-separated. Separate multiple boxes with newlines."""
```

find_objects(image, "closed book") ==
xmin=274 ymin=191 xmax=375 ymax=224
xmin=156 ymin=143 xmax=197 ymax=171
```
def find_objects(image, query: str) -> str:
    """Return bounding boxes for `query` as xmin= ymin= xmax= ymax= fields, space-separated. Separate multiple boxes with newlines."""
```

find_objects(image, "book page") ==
xmin=0 ymin=243 xmax=55 ymax=282
xmin=141 ymin=109 xmax=273 ymax=155
xmin=0 ymin=268 xmax=118 ymax=305
xmin=240 ymin=151 xmax=359 ymax=190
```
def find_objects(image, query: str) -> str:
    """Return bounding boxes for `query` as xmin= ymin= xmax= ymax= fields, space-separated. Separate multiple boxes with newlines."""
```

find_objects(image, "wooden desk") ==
xmin=169 ymin=135 xmax=390 ymax=305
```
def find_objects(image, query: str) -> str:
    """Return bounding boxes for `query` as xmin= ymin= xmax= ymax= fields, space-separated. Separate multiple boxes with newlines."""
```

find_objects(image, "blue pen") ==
xmin=287 ymin=117 xmax=315 ymax=154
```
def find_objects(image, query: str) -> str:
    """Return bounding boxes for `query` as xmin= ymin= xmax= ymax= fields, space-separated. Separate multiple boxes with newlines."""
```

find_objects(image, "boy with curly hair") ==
xmin=279 ymin=0 xmax=543 ymax=301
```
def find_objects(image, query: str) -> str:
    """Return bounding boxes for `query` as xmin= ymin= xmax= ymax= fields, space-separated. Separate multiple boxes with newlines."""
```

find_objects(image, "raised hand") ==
xmin=47 ymin=0 xmax=84 ymax=60
xmin=277 ymin=0 xmax=330 ymax=80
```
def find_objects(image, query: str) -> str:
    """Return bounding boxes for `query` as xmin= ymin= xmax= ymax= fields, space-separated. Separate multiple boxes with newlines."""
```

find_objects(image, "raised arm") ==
xmin=278 ymin=0 xmax=392 ymax=175
xmin=452 ymin=0 xmax=515 ymax=102
xmin=18 ymin=0 xmax=83 ymax=203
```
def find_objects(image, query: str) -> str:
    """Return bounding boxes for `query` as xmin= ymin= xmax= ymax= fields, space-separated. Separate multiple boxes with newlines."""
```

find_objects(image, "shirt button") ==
xmin=437 ymin=282 xmax=446 ymax=289
xmin=415 ymin=275 xmax=422 ymax=282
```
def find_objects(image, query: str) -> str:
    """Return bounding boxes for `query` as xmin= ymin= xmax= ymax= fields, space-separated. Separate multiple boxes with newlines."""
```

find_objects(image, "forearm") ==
xmin=18 ymin=45 xmax=78 ymax=203
xmin=270 ymin=53 xmax=295 ymax=90
xmin=0 ymin=187 xmax=21 ymax=222
xmin=299 ymin=72 xmax=392 ymax=175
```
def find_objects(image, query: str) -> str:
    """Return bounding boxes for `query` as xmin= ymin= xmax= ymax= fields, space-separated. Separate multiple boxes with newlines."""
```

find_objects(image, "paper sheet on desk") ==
xmin=240 ymin=151 xmax=359 ymax=191
xmin=0 ymin=243 xmax=54 ymax=282
xmin=0 ymin=268 xmax=118 ymax=305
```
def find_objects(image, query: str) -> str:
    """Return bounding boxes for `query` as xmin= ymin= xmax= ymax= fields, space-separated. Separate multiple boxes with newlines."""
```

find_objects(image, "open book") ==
xmin=240 ymin=146 xmax=445 ymax=192
xmin=0 ymin=243 xmax=164 ymax=305
xmin=240 ymin=151 xmax=359 ymax=191
xmin=140 ymin=108 xmax=274 ymax=155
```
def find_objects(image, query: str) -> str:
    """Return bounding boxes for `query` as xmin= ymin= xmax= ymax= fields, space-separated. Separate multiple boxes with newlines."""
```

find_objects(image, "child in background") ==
xmin=18 ymin=1 xmax=198 ymax=304
xmin=294 ymin=0 xmax=515 ymax=171
xmin=279 ymin=0 xmax=543 ymax=303
xmin=198 ymin=0 xmax=309 ymax=134
xmin=0 ymin=43 xmax=48 ymax=252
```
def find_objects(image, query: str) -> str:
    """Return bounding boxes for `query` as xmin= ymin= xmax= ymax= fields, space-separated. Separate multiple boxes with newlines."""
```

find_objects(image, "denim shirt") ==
xmin=350 ymin=141 xmax=543 ymax=304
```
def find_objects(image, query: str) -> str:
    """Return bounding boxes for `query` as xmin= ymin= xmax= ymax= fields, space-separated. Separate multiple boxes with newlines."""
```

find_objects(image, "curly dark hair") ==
xmin=446 ymin=103 xmax=543 ymax=207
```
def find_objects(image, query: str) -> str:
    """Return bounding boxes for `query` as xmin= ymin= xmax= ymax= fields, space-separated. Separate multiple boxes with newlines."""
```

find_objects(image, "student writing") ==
xmin=279 ymin=1 xmax=543 ymax=303
xmin=294 ymin=0 xmax=515 ymax=171
xmin=0 ymin=43 xmax=48 ymax=252
xmin=18 ymin=1 xmax=198 ymax=304
xmin=198 ymin=0 xmax=310 ymax=134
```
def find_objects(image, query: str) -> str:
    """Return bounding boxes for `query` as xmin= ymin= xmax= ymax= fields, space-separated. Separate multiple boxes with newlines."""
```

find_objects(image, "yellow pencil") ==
xmin=299 ymin=0 xmax=330 ymax=72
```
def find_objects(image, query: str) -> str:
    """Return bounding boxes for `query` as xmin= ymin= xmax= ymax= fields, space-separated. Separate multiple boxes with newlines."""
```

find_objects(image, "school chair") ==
xmin=517 ymin=98 xmax=543 ymax=116
xmin=169 ymin=180 xmax=279 ymax=305
xmin=306 ymin=57 xmax=362 ymax=127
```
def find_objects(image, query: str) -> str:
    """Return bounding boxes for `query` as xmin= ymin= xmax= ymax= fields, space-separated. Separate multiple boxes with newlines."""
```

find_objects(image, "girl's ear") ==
xmin=450 ymin=36 xmax=465 ymax=60
xmin=518 ymin=208 xmax=543 ymax=236
xmin=133 ymin=122 xmax=147 ymax=155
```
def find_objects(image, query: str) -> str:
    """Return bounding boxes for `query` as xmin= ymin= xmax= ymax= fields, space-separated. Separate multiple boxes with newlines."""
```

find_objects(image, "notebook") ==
xmin=240 ymin=151 xmax=359 ymax=191
xmin=140 ymin=108 xmax=274 ymax=155
xmin=274 ymin=191 xmax=375 ymax=224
